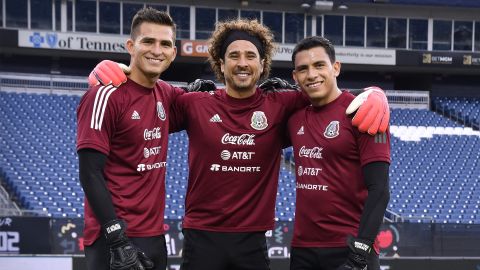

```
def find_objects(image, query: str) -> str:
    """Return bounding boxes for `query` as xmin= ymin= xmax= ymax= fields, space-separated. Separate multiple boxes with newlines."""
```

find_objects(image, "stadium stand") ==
xmin=433 ymin=97 xmax=480 ymax=130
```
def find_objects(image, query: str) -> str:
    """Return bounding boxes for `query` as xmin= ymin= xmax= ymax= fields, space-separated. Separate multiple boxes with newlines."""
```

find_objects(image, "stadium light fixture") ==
xmin=313 ymin=1 xmax=334 ymax=11
xmin=301 ymin=0 xmax=334 ymax=12
xmin=301 ymin=2 xmax=311 ymax=10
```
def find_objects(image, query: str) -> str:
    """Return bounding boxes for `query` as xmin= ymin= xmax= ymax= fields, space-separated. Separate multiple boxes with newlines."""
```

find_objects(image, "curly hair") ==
xmin=208 ymin=19 xmax=275 ymax=83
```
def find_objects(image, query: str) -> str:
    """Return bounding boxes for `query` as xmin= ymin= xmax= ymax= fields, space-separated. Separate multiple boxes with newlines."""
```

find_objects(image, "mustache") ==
xmin=233 ymin=67 xmax=251 ymax=73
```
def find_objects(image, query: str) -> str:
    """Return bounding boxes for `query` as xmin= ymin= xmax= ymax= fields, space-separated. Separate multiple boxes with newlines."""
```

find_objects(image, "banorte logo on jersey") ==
xmin=144 ymin=127 xmax=161 ymax=141
xmin=298 ymin=146 xmax=323 ymax=159
xmin=221 ymin=133 xmax=255 ymax=145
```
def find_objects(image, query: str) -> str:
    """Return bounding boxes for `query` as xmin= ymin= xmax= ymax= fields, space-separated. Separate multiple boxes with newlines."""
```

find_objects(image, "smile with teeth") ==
xmin=235 ymin=73 xmax=250 ymax=77
xmin=146 ymin=57 xmax=162 ymax=63
xmin=306 ymin=81 xmax=323 ymax=88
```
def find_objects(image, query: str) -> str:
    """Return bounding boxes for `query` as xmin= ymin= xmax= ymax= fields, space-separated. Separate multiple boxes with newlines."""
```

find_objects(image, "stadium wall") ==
xmin=2 ymin=217 xmax=480 ymax=260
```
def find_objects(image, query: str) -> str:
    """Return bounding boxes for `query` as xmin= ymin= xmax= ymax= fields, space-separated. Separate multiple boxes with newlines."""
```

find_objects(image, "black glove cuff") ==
xmin=185 ymin=79 xmax=217 ymax=92
xmin=103 ymin=219 xmax=128 ymax=246
xmin=347 ymin=236 xmax=373 ymax=258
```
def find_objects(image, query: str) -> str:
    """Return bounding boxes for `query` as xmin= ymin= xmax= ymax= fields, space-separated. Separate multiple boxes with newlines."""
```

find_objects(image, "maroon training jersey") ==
xmin=76 ymin=79 xmax=183 ymax=245
xmin=287 ymin=91 xmax=391 ymax=248
xmin=171 ymin=89 xmax=307 ymax=232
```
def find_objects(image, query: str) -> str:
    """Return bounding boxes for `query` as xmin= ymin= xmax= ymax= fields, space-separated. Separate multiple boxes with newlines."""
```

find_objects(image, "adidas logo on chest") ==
xmin=210 ymin=114 xmax=222 ymax=122
xmin=131 ymin=110 xmax=141 ymax=120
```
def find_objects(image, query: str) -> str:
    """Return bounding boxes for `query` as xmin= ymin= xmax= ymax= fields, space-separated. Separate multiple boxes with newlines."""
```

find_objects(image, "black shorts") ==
xmin=290 ymin=247 xmax=379 ymax=270
xmin=181 ymin=228 xmax=270 ymax=270
xmin=85 ymin=235 xmax=167 ymax=270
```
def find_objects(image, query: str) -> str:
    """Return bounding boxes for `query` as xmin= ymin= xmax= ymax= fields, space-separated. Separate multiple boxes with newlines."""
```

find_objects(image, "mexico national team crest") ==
xmin=250 ymin=111 xmax=268 ymax=130
xmin=157 ymin=102 xmax=166 ymax=121
xmin=324 ymin=121 xmax=340 ymax=138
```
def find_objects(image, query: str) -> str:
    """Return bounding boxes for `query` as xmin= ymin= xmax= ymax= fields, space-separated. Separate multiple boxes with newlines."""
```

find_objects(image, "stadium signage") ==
xmin=0 ymin=217 xmax=51 ymax=254
xmin=177 ymin=40 xmax=396 ymax=65
xmin=463 ymin=54 xmax=480 ymax=65
xmin=18 ymin=30 xmax=127 ymax=53
xmin=397 ymin=50 xmax=480 ymax=68
xmin=180 ymin=40 xmax=209 ymax=57
xmin=275 ymin=44 xmax=396 ymax=65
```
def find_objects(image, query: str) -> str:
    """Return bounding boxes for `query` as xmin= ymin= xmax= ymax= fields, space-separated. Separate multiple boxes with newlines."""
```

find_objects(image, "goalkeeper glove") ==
xmin=88 ymin=60 xmax=130 ymax=87
xmin=336 ymin=236 xmax=373 ymax=270
xmin=182 ymin=79 xmax=217 ymax=92
xmin=258 ymin=77 xmax=299 ymax=92
xmin=103 ymin=219 xmax=154 ymax=270
xmin=346 ymin=86 xmax=390 ymax=135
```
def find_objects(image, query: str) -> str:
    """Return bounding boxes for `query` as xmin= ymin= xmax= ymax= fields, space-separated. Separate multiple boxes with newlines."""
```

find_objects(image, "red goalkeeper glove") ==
xmin=88 ymin=60 xmax=130 ymax=87
xmin=346 ymin=86 xmax=390 ymax=135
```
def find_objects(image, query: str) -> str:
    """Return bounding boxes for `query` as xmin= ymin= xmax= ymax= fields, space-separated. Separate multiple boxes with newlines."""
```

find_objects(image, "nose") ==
xmin=306 ymin=67 xmax=317 ymax=80
xmin=152 ymin=42 xmax=163 ymax=56
xmin=236 ymin=55 xmax=248 ymax=68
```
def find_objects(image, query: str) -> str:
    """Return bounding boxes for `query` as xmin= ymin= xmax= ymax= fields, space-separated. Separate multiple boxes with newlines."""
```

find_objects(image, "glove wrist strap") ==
xmin=103 ymin=219 xmax=128 ymax=246
xmin=348 ymin=237 xmax=373 ymax=258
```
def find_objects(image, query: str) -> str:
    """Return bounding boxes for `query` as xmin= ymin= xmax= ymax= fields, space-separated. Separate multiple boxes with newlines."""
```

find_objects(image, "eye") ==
xmin=296 ymin=66 xmax=307 ymax=73
xmin=161 ymin=41 xmax=172 ymax=48
xmin=247 ymin=53 xmax=257 ymax=59
xmin=228 ymin=53 xmax=239 ymax=59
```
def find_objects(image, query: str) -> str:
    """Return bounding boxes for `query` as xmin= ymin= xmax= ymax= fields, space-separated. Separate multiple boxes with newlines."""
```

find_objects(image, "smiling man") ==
xmin=76 ymin=8 xmax=183 ymax=270
xmin=287 ymin=36 xmax=391 ymax=270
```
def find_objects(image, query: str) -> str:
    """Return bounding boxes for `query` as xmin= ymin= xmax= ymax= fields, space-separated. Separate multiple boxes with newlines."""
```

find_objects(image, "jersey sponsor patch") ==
xmin=297 ymin=165 xmax=322 ymax=176
xmin=220 ymin=150 xmax=254 ymax=160
xmin=210 ymin=163 xmax=261 ymax=173
xmin=298 ymin=146 xmax=323 ymax=159
xmin=157 ymin=101 xmax=166 ymax=121
xmin=131 ymin=110 xmax=141 ymax=120
xmin=209 ymin=114 xmax=222 ymax=122
xmin=250 ymin=111 xmax=268 ymax=130
xmin=324 ymin=120 xmax=340 ymax=138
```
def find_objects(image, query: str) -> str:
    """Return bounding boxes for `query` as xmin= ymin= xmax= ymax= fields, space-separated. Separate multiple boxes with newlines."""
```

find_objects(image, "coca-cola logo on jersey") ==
xmin=144 ymin=127 xmax=161 ymax=141
xmin=221 ymin=133 xmax=255 ymax=145
xmin=299 ymin=146 xmax=323 ymax=159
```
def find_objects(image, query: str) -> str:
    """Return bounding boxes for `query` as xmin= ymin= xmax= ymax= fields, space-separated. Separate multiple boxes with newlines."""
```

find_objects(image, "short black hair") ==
xmin=291 ymin=36 xmax=336 ymax=65
xmin=131 ymin=7 xmax=176 ymax=41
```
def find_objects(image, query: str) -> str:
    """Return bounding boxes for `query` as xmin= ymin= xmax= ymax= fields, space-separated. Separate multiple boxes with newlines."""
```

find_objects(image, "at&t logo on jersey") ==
xmin=144 ymin=146 xmax=162 ymax=158
xmin=250 ymin=111 xmax=268 ymax=130
xmin=299 ymin=146 xmax=323 ymax=159
xmin=220 ymin=150 xmax=255 ymax=160
xmin=324 ymin=121 xmax=340 ymax=138
xmin=221 ymin=133 xmax=255 ymax=145
xmin=297 ymin=165 xmax=322 ymax=176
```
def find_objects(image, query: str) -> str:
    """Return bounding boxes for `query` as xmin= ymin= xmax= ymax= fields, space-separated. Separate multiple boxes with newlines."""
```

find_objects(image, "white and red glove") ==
xmin=346 ymin=86 xmax=390 ymax=135
xmin=88 ymin=60 xmax=130 ymax=87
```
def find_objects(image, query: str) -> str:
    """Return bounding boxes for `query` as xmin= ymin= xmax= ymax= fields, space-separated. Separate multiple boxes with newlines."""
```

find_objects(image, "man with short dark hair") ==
xmin=288 ymin=36 xmax=390 ymax=270
xmin=77 ymin=8 xmax=181 ymax=270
